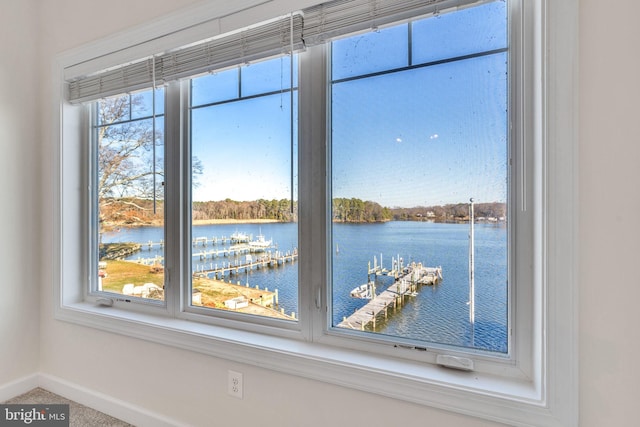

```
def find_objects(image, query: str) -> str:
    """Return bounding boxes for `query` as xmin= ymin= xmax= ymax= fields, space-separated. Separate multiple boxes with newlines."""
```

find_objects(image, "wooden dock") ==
xmin=132 ymin=247 xmax=296 ymax=271
xmin=134 ymin=235 xmax=254 ymax=251
xmin=338 ymin=263 xmax=442 ymax=331
xmin=193 ymin=243 xmax=274 ymax=260
xmin=192 ymin=234 xmax=251 ymax=246
xmin=193 ymin=250 xmax=298 ymax=279
xmin=131 ymin=237 xmax=279 ymax=265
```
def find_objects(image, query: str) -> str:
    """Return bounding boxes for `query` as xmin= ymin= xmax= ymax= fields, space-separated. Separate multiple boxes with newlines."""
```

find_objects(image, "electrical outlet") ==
xmin=228 ymin=370 xmax=243 ymax=399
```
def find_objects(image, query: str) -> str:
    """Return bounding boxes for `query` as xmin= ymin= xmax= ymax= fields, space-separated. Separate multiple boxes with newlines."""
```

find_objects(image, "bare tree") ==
xmin=97 ymin=93 xmax=164 ymax=229
xmin=98 ymin=95 xmax=162 ymax=198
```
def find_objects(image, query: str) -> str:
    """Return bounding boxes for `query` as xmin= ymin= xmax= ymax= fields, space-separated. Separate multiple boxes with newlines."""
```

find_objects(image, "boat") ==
xmin=249 ymin=233 xmax=272 ymax=250
xmin=350 ymin=281 xmax=375 ymax=299
xmin=230 ymin=230 xmax=249 ymax=242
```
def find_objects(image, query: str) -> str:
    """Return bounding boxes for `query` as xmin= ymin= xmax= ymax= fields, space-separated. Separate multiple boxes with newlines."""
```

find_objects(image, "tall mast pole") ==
xmin=469 ymin=197 xmax=475 ymax=347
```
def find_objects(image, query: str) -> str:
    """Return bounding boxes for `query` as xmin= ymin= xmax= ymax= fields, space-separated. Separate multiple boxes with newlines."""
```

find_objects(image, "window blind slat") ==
xmin=158 ymin=13 xmax=304 ymax=83
xmin=301 ymin=0 xmax=486 ymax=45
xmin=67 ymin=13 xmax=303 ymax=103
xmin=68 ymin=58 xmax=155 ymax=102
xmin=66 ymin=0 xmax=488 ymax=103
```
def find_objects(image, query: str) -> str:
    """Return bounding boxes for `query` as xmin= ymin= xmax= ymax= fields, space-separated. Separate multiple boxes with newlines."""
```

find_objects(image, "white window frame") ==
xmin=51 ymin=1 xmax=579 ymax=426
xmin=312 ymin=7 xmax=519 ymax=370
xmin=176 ymin=69 xmax=305 ymax=337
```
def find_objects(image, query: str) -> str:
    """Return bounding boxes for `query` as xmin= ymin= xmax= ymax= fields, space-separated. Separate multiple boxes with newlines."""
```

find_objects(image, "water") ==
xmin=333 ymin=221 xmax=507 ymax=353
xmin=102 ymin=221 xmax=508 ymax=353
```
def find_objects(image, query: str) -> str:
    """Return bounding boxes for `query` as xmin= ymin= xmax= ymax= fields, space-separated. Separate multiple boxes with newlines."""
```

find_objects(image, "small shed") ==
xmin=224 ymin=297 xmax=248 ymax=309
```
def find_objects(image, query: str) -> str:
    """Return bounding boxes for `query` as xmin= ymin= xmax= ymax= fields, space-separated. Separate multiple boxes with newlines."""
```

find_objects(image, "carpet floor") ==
xmin=3 ymin=387 xmax=134 ymax=426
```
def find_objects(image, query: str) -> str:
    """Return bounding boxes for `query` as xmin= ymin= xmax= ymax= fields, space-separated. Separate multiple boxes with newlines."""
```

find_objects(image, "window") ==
xmin=55 ymin=0 xmax=579 ymax=425
xmin=188 ymin=56 xmax=299 ymax=321
xmin=88 ymin=54 xmax=301 ymax=326
xmin=329 ymin=1 xmax=509 ymax=354
xmin=92 ymin=89 xmax=166 ymax=303
xmin=87 ymin=3 xmax=512 ymax=355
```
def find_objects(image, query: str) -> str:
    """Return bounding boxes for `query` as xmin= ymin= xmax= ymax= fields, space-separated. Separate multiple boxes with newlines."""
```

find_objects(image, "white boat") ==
xmin=350 ymin=281 xmax=375 ymax=299
xmin=249 ymin=233 xmax=272 ymax=249
xmin=230 ymin=231 xmax=249 ymax=242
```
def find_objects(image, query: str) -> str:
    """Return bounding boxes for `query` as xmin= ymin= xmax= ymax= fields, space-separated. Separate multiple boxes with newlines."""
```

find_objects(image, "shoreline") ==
xmin=105 ymin=217 xmax=507 ymax=231
xmin=104 ymin=218 xmax=285 ymax=230
xmin=192 ymin=218 xmax=283 ymax=226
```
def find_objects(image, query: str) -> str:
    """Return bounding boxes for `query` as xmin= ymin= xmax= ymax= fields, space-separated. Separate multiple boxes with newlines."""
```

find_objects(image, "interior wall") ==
xmin=19 ymin=0 xmax=640 ymax=426
xmin=0 ymin=0 xmax=40 ymax=390
xmin=578 ymin=0 xmax=640 ymax=425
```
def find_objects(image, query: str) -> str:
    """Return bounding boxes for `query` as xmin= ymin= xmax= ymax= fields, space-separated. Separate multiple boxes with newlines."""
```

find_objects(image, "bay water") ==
xmin=103 ymin=221 xmax=507 ymax=353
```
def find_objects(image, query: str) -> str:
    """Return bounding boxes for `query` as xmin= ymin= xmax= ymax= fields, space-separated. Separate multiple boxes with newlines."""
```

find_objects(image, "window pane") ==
xmin=190 ymin=55 xmax=298 ymax=321
xmin=190 ymin=68 xmax=239 ymax=106
xmin=97 ymin=95 xmax=130 ymax=126
xmin=131 ymin=88 xmax=165 ymax=119
xmin=95 ymin=90 xmax=166 ymax=302
xmin=332 ymin=24 xmax=408 ymax=81
xmin=241 ymin=55 xmax=298 ymax=98
xmin=412 ymin=1 xmax=507 ymax=65
xmin=331 ymin=5 xmax=508 ymax=353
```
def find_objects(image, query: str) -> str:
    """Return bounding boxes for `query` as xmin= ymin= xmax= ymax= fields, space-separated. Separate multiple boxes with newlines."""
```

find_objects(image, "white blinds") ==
xmin=158 ymin=12 xmax=304 ymax=84
xmin=67 ymin=13 xmax=304 ymax=103
xmin=302 ymin=0 xmax=486 ymax=46
xmin=67 ymin=59 xmax=155 ymax=103
xmin=67 ymin=0 xmax=487 ymax=103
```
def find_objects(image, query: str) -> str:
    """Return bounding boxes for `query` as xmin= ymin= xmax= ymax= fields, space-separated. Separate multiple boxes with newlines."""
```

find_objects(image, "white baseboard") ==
xmin=0 ymin=374 xmax=39 ymax=402
xmin=4 ymin=373 xmax=187 ymax=427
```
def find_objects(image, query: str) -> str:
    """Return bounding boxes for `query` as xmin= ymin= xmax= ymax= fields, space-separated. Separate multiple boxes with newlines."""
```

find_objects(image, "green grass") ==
xmin=100 ymin=260 xmax=163 ymax=293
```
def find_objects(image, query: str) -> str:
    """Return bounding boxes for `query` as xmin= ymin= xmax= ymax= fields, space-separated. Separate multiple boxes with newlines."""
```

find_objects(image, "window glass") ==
xmin=190 ymin=68 xmax=239 ymax=106
xmin=332 ymin=24 xmax=408 ymax=81
xmin=412 ymin=1 xmax=508 ymax=65
xmin=131 ymin=88 xmax=165 ymax=119
xmin=190 ymin=55 xmax=298 ymax=321
xmin=331 ymin=4 xmax=508 ymax=352
xmin=241 ymin=55 xmax=298 ymax=98
xmin=97 ymin=95 xmax=129 ymax=126
xmin=95 ymin=89 xmax=166 ymax=302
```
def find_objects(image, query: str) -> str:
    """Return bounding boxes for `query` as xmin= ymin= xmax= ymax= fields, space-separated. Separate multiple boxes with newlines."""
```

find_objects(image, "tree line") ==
xmin=193 ymin=199 xmax=296 ymax=222
xmin=100 ymin=197 xmax=297 ymax=229
xmin=96 ymin=94 xmax=505 ymax=230
xmin=332 ymin=198 xmax=392 ymax=222
xmin=99 ymin=197 xmax=506 ymax=228
xmin=391 ymin=202 xmax=506 ymax=222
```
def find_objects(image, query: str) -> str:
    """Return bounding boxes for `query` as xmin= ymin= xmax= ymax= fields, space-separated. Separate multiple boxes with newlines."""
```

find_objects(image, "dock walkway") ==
xmin=193 ymin=243 xmax=274 ymax=260
xmin=133 ymin=244 xmax=279 ymax=265
xmin=338 ymin=263 xmax=442 ymax=331
xmin=194 ymin=250 xmax=298 ymax=279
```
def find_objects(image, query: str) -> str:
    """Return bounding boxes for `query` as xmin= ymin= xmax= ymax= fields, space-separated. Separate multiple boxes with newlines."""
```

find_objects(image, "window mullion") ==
xmin=87 ymin=103 xmax=99 ymax=296
xmin=164 ymin=81 xmax=183 ymax=316
xmin=298 ymin=45 xmax=329 ymax=340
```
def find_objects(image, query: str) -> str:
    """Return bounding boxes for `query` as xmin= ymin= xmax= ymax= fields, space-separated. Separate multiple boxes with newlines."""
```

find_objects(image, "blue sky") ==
xmin=331 ymin=52 xmax=507 ymax=207
xmin=190 ymin=55 xmax=297 ymax=202
xmin=189 ymin=1 xmax=507 ymax=208
xmin=191 ymin=89 xmax=297 ymax=202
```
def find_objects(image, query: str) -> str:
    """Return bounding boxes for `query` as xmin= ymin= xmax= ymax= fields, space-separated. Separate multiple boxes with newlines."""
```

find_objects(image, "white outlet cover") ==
xmin=228 ymin=370 xmax=243 ymax=399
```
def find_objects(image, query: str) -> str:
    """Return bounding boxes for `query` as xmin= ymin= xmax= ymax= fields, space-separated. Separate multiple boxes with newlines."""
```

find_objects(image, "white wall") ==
xmin=579 ymin=0 xmax=640 ymax=425
xmin=0 ymin=0 xmax=632 ymax=425
xmin=0 ymin=0 xmax=40 ymax=391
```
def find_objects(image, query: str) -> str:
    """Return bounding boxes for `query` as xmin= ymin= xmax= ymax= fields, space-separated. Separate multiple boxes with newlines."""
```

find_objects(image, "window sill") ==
xmin=57 ymin=301 xmax=556 ymax=426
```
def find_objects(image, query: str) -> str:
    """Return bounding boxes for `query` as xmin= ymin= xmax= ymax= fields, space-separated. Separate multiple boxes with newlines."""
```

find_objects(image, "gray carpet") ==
xmin=3 ymin=388 xmax=134 ymax=426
